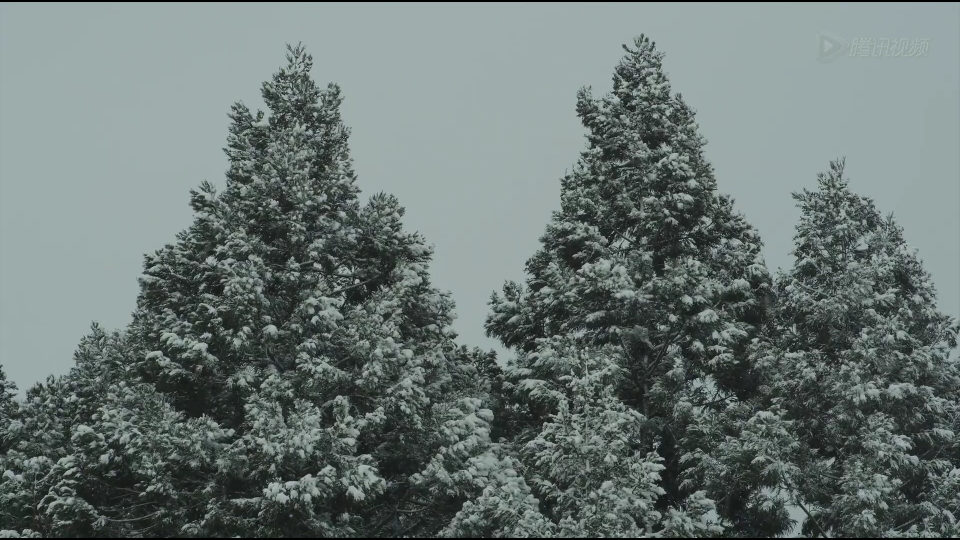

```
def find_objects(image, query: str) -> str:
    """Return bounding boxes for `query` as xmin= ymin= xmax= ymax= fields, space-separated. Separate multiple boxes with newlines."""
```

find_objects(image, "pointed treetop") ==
xmin=789 ymin=158 xmax=887 ymax=273
xmin=820 ymin=156 xmax=847 ymax=185
xmin=215 ymin=42 xmax=358 ymax=212
xmin=612 ymin=35 xmax=672 ymax=113
xmin=260 ymin=42 xmax=323 ymax=129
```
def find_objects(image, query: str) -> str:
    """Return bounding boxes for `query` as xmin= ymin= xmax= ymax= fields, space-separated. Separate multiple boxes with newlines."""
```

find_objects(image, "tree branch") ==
xmin=791 ymin=492 xmax=830 ymax=539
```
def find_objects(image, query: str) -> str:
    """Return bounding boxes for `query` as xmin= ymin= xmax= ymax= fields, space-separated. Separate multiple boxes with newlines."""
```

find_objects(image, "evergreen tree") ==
xmin=485 ymin=36 xmax=784 ymax=536
xmin=1 ymin=374 xmax=78 ymax=538
xmin=753 ymin=159 xmax=960 ymax=537
xmin=57 ymin=324 xmax=229 ymax=537
xmin=28 ymin=324 xmax=128 ymax=538
xmin=0 ymin=324 xmax=172 ymax=538
xmin=0 ymin=365 xmax=17 ymax=455
xmin=68 ymin=377 xmax=231 ymax=537
xmin=441 ymin=338 xmax=722 ymax=538
xmin=0 ymin=364 xmax=32 ymax=538
xmin=125 ymin=44 xmax=516 ymax=537
xmin=516 ymin=338 xmax=719 ymax=538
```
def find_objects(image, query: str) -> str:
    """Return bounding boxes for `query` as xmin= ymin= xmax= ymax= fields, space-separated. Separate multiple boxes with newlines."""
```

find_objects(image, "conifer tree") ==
xmin=0 ymin=365 xmax=16 ymax=455
xmin=0 ymin=325 xmax=188 ymax=538
xmin=486 ymin=36 xmax=787 ymax=536
xmin=752 ymin=159 xmax=960 ymax=538
xmin=1 ymin=374 xmax=77 ymax=538
xmin=57 ymin=325 xmax=228 ymax=537
xmin=517 ymin=338 xmax=720 ymax=538
xmin=0 ymin=364 xmax=33 ymax=538
xmin=440 ymin=338 xmax=722 ymax=539
xmin=125 ymin=44 xmax=515 ymax=537
xmin=27 ymin=325 xmax=128 ymax=538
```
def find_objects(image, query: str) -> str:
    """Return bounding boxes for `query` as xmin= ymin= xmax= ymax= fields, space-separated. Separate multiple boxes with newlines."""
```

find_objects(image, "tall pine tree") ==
xmin=486 ymin=35 xmax=788 ymax=537
xmin=752 ymin=159 xmax=960 ymax=537
xmin=125 ymin=44 xmax=518 ymax=537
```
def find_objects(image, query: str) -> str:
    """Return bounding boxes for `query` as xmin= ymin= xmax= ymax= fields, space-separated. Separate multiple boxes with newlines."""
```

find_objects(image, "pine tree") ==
xmin=518 ymin=337 xmax=720 ymax=538
xmin=69 ymin=377 xmax=232 ymax=537
xmin=125 ymin=43 xmax=518 ymax=537
xmin=485 ymin=36 xmax=783 ymax=536
xmin=28 ymin=325 xmax=127 ymax=538
xmin=440 ymin=338 xmax=723 ymax=538
xmin=0 ymin=365 xmax=17 ymax=455
xmin=753 ymin=159 xmax=960 ymax=537
xmin=0 ymin=364 xmax=35 ymax=539
xmin=0 ymin=324 xmax=171 ymax=538
xmin=24 ymin=324 xmax=228 ymax=538
xmin=1 ymin=374 xmax=78 ymax=538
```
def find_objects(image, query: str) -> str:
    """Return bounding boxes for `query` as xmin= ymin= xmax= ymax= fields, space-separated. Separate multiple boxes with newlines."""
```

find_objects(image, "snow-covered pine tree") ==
xmin=753 ymin=159 xmax=960 ymax=538
xmin=26 ymin=324 xmax=129 ymax=538
xmin=1 ymin=372 xmax=81 ymax=538
xmin=127 ymin=43 xmax=517 ymax=537
xmin=440 ymin=337 xmax=723 ymax=539
xmin=0 ymin=365 xmax=16 ymax=455
xmin=521 ymin=338 xmax=719 ymax=538
xmin=66 ymin=376 xmax=232 ymax=537
xmin=0 ymin=324 xmax=212 ymax=538
xmin=0 ymin=364 xmax=36 ymax=539
xmin=41 ymin=324 xmax=230 ymax=538
xmin=486 ymin=35 xmax=788 ymax=537
xmin=0 ymin=326 xmax=126 ymax=539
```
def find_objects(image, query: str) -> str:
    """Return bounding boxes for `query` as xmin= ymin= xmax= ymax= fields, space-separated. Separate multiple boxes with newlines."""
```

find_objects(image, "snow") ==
xmin=3 ymin=39 xmax=958 ymax=540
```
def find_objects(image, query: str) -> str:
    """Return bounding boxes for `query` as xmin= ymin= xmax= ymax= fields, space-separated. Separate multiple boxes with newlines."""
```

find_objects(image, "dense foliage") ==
xmin=2 ymin=40 xmax=956 ymax=539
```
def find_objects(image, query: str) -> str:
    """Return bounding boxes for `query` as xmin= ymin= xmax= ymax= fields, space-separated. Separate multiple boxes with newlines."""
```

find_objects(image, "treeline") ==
xmin=2 ymin=37 xmax=958 ymax=539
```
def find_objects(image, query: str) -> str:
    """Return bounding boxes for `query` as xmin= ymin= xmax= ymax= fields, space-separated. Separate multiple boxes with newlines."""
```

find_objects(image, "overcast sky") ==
xmin=1 ymin=2 xmax=958 ymax=395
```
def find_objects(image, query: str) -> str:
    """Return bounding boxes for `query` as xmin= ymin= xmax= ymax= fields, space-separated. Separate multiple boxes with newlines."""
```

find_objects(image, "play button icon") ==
xmin=817 ymin=31 xmax=850 ymax=63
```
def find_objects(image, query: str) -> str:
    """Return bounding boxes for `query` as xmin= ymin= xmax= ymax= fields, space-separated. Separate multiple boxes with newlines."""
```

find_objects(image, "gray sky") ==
xmin=2 ymin=2 xmax=958 ymax=394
